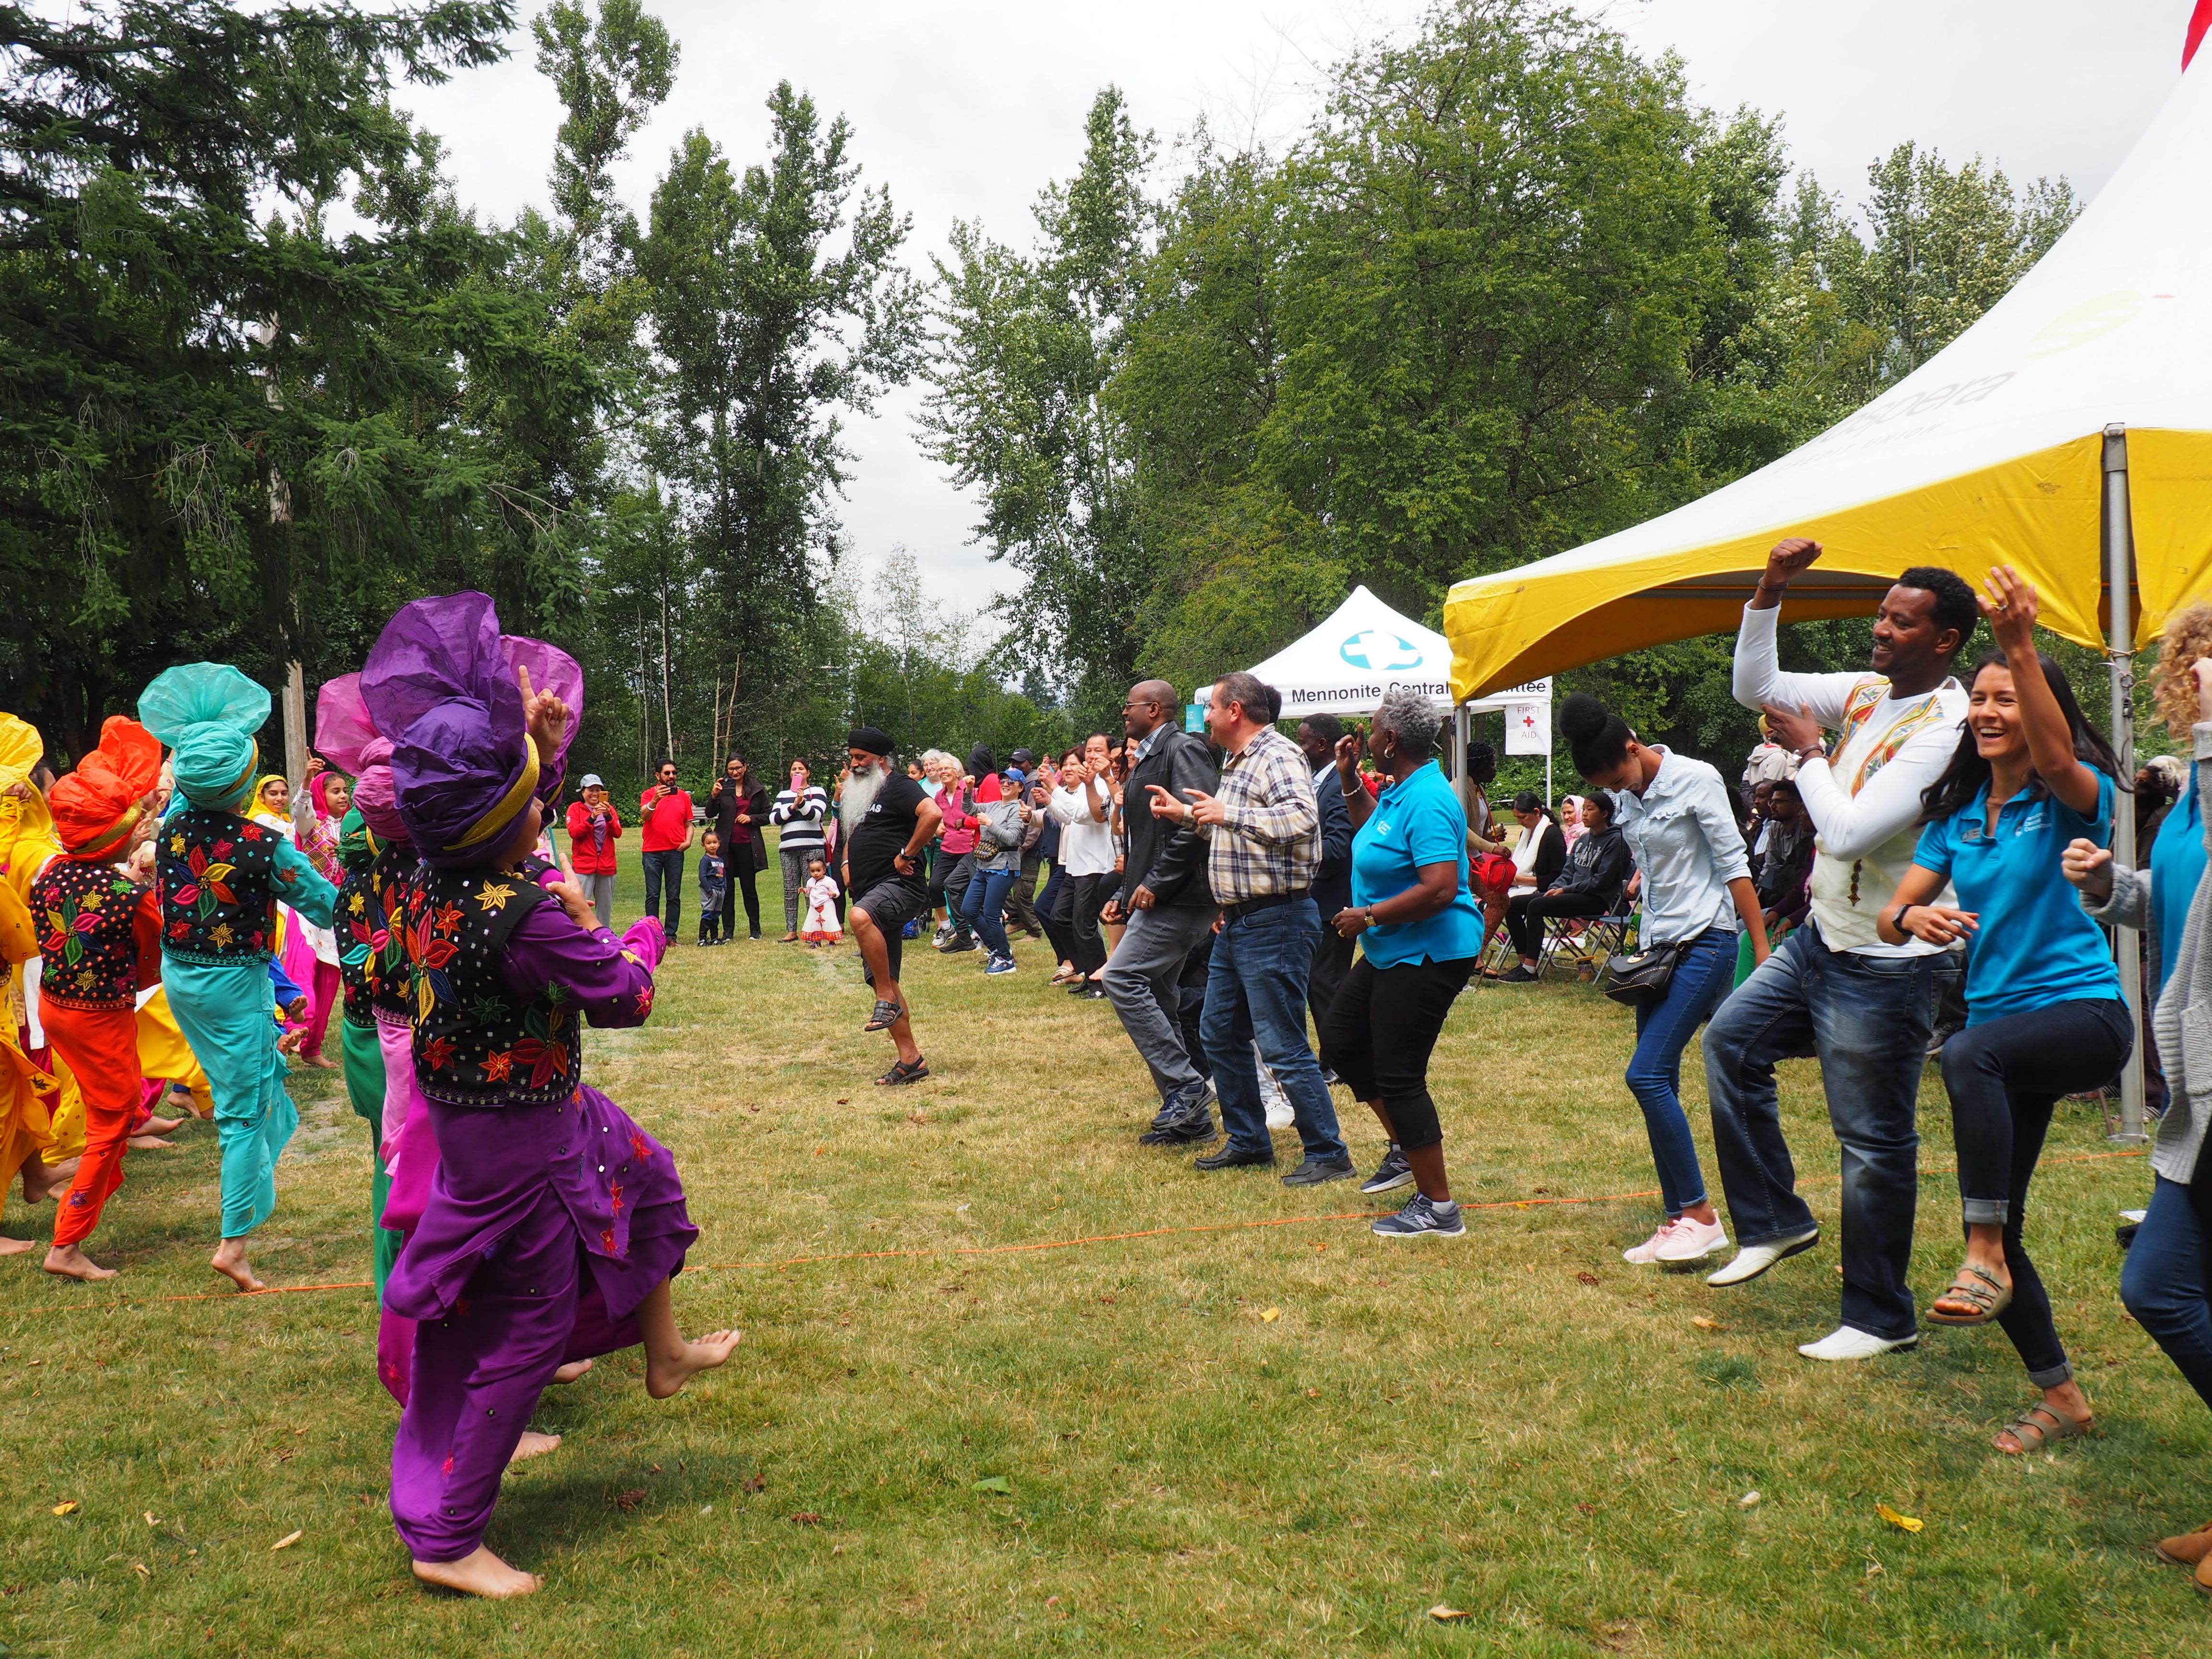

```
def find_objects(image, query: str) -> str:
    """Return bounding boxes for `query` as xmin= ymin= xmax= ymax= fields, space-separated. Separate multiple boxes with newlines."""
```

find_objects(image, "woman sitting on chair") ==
xmin=1497 ymin=793 xmax=1633 ymax=983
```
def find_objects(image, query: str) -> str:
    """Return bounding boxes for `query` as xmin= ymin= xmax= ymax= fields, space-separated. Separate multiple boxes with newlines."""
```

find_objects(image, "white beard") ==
xmin=840 ymin=762 xmax=887 ymax=835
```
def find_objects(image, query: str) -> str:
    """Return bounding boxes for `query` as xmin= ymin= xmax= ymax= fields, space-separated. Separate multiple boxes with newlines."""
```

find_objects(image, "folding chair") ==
xmin=1537 ymin=909 xmax=1636 ymax=982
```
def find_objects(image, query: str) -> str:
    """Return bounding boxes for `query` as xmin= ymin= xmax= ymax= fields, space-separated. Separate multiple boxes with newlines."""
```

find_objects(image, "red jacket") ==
xmin=565 ymin=800 xmax=624 ymax=874
xmin=637 ymin=786 xmax=694 ymax=853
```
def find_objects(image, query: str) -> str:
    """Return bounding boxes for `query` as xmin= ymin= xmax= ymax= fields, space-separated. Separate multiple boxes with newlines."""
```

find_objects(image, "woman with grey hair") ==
xmin=1320 ymin=686 xmax=1485 ymax=1238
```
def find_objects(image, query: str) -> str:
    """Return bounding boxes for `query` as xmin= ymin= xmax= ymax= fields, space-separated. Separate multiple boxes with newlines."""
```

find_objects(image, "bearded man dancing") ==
xmin=839 ymin=728 xmax=942 ymax=1086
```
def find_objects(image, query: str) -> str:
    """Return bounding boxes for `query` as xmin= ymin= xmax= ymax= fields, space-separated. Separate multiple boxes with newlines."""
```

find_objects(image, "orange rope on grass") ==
xmin=3 ymin=1146 xmax=2149 ymax=1318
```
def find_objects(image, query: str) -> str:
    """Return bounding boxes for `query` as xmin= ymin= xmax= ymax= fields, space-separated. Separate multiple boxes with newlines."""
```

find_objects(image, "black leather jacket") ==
xmin=1117 ymin=726 xmax=1219 ymax=910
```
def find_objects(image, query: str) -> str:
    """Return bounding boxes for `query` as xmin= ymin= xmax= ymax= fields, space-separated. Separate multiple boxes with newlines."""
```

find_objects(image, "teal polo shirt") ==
xmin=1351 ymin=761 xmax=1482 ymax=969
xmin=1912 ymin=769 xmax=2122 ymax=1024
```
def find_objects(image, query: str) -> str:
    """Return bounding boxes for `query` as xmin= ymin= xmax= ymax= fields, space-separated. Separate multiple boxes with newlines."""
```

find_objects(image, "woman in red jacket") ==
xmin=565 ymin=774 xmax=624 ymax=928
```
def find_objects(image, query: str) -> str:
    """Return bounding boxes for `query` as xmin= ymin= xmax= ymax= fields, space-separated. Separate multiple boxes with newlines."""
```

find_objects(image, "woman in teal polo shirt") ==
xmin=1877 ymin=565 xmax=2130 ymax=1455
xmin=1319 ymin=686 xmax=1484 ymax=1240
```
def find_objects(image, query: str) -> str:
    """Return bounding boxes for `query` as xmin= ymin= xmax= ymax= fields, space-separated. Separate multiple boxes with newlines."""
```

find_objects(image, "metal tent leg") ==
xmin=2104 ymin=423 xmax=2148 ymax=1144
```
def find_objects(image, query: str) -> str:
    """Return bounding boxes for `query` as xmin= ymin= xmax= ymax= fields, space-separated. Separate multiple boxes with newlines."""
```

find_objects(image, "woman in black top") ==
xmin=1498 ymin=793 xmax=1632 ymax=981
xmin=707 ymin=755 xmax=772 ymax=940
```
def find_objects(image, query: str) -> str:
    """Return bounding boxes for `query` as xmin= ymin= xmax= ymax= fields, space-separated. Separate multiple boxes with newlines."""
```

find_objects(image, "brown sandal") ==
xmin=1996 ymin=1400 xmax=2092 ymax=1454
xmin=1928 ymin=1262 xmax=2012 ymax=1326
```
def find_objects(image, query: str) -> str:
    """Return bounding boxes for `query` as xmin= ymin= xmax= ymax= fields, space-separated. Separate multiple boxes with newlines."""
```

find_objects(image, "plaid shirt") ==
xmin=1197 ymin=725 xmax=1322 ymax=903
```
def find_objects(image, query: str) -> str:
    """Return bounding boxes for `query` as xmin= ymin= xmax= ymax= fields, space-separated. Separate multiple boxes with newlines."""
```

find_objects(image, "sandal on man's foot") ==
xmin=1995 ymin=1400 xmax=2092 ymax=1454
xmin=863 ymin=998 xmax=904 ymax=1033
xmin=1927 ymin=1262 xmax=2012 ymax=1326
xmin=876 ymin=1058 xmax=928 ymax=1086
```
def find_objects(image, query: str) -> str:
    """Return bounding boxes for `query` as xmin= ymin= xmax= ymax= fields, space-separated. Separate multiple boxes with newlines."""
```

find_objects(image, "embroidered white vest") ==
xmin=1808 ymin=679 xmax=1960 ymax=951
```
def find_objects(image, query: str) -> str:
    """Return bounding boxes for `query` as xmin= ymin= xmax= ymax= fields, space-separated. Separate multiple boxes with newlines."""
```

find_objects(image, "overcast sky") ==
xmin=399 ymin=0 xmax=2203 ymax=611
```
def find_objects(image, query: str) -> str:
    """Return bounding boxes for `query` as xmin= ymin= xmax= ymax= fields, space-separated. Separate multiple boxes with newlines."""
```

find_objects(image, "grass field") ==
xmin=3 ymin=855 xmax=2207 ymax=1657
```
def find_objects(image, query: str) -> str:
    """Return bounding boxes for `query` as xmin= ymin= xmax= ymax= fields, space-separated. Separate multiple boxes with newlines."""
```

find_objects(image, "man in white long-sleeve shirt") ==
xmin=1702 ymin=536 xmax=1979 ymax=1364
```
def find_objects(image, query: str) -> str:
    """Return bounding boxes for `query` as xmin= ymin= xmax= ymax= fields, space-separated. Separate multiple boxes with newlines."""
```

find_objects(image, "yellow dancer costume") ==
xmin=0 ymin=713 xmax=81 ymax=1218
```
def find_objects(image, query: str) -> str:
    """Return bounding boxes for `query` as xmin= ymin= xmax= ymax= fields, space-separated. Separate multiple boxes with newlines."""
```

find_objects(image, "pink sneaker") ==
xmin=1623 ymin=1215 xmax=1726 ymax=1265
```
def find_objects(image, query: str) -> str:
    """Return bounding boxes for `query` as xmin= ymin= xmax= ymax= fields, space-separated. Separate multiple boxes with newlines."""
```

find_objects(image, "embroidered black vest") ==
xmin=157 ymin=809 xmax=279 ymax=964
xmin=337 ymin=834 xmax=420 ymax=1028
xmin=31 ymin=857 xmax=147 ymax=1010
xmin=402 ymin=861 xmax=579 ymax=1108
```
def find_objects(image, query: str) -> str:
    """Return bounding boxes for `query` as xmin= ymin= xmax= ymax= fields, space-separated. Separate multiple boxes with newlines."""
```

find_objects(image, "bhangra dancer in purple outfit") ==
xmin=365 ymin=592 xmax=738 ymax=1600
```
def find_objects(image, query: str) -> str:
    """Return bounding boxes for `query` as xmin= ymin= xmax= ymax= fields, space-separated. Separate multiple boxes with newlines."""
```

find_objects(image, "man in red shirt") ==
xmin=637 ymin=759 xmax=695 ymax=939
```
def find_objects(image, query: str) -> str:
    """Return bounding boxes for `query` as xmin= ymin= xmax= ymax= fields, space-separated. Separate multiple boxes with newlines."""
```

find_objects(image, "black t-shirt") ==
xmin=846 ymin=772 xmax=928 ymax=891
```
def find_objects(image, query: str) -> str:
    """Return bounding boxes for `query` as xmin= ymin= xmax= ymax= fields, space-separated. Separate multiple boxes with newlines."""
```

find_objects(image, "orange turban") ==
xmin=49 ymin=716 xmax=163 ymax=856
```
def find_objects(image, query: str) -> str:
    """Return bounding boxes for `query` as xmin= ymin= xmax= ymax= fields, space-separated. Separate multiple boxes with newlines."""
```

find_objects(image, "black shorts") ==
xmin=853 ymin=877 xmax=926 ymax=983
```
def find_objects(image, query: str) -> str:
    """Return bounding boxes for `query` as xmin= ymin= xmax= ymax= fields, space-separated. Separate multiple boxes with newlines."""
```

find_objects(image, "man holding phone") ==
xmin=638 ymin=759 xmax=695 ymax=939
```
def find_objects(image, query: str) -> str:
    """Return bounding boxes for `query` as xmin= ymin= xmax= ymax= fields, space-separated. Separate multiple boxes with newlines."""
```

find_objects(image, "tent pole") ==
xmin=2104 ymin=423 xmax=2148 ymax=1144
xmin=1454 ymin=704 xmax=1472 ymax=820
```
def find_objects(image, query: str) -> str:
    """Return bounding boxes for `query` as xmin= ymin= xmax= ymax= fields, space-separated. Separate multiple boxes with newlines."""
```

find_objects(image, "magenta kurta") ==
xmin=386 ymin=912 xmax=687 ymax=1562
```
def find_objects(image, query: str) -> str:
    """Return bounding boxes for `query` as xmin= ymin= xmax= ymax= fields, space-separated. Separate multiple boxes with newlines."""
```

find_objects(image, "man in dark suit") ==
xmin=1101 ymin=678 xmax=1221 ymax=1145
xmin=1297 ymin=714 xmax=1355 ymax=1046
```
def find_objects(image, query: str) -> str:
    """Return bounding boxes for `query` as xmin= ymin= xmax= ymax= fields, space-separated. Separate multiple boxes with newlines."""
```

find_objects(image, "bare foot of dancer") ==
xmin=127 ymin=1135 xmax=176 ymax=1151
xmin=141 ymin=1114 xmax=185 ymax=1136
xmin=646 ymin=1330 xmax=741 ymax=1399
xmin=551 ymin=1358 xmax=593 ymax=1384
xmin=277 ymin=1030 xmax=303 ymax=1058
xmin=21 ymin=1157 xmax=78 ymax=1204
xmin=412 ymin=1545 xmax=541 ymax=1599
xmin=210 ymin=1238 xmax=266 ymax=1293
xmin=506 ymin=1430 xmax=562 ymax=1466
xmin=304 ymin=1054 xmax=339 ymax=1070
xmin=0 ymin=1237 xmax=35 ymax=1256
xmin=44 ymin=1244 xmax=116 ymax=1282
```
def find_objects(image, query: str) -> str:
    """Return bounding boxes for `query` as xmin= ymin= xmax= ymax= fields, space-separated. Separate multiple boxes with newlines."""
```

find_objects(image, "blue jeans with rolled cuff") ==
xmin=1624 ymin=929 xmax=1739 ymax=1218
xmin=1703 ymin=923 xmax=1961 ymax=1343
xmin=1202 ymin=897 xmax=1347 ymax=1166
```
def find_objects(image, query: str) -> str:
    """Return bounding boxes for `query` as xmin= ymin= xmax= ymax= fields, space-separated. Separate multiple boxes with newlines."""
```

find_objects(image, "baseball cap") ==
xmin=580 ymin=773 xmax=604 ymax=789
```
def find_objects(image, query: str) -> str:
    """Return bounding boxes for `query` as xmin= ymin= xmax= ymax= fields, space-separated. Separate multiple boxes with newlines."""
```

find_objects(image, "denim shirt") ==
xmin=1605 ymin=747 xmax=1750 ymax=945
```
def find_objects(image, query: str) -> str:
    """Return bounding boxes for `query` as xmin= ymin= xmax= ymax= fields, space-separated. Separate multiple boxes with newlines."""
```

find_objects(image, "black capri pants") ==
xmin=1318 ymin=953 xmax=1475 ymax=1150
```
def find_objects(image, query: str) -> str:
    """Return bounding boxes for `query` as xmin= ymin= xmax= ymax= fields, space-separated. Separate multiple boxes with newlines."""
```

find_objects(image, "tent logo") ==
xmin=1340 ymin=630 xmax=1422 ymax=672
xmin=2026 ymin=291 xmax=2143 ymax=359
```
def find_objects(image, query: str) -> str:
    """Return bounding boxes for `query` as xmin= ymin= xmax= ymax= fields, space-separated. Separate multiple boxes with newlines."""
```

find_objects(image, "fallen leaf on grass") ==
xmin=1429 ymin=1605 xmax=1470 ymax=1622
xmin=1260 ymin=1307 xmax=1281 ymax=1323
xmin=1691 ymin=1316 xmax=1726 ymax=1331
xmin=1574 ymin=1272 xmax=1599 ymax=1287
xmin=132 ymin=1563 xmax=151 ymax=1579
xmin=613 ymin=1489 xmax=648 ymax=1512
xmin=834 ymin=1097 xmax=850 ymax=1105
xmin=51 ymin=1502 xmax=77 ymax=1516
xmin=270 ymin=1530 xmax=302 ymax=1551
xmin=144 ymin=1513 xmax=159 ymax=1526
xmin=971 ymin=1476 xmax=1013 ymax=1495
xmin=742 ymin=1474 xmax=767 ymax=1493
xmin=1738 ymin=1491 xmax=1760 ymax=1508
xmin=789 ymin=1512 xmax=823 ymax=1525
xmin=1876 ymin=1503 xmax=1923 ymax=1534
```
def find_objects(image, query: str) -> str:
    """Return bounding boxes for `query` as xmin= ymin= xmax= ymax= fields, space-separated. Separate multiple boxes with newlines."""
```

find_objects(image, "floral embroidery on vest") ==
xmin=32 ymin=858 xmax=145 ymax=1009
xmin=157 ymin=809 xmax=278 ymax=963
xmin=402 ymin=862 xmax=580 ymax=1108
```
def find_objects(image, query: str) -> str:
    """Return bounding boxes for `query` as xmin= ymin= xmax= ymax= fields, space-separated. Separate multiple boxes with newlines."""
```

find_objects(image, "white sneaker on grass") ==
xmin=1797 ymin=1326 xmax=1918 ymax=1361
xmin=1706 ymin=1227 xmax=1820 ymax=1287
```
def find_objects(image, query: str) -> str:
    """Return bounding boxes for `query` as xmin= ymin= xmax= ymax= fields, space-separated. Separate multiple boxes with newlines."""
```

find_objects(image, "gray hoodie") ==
xmin=2083 ymin=721 xmax=2212 ymax=1185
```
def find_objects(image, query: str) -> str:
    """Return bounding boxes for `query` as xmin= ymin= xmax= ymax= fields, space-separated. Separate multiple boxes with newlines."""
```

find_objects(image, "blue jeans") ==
xmin=640 ymin=848 xmax=685 ymax=937
xmin=1703 ymin=923 xmax=1960 ymax=1342
xmin=1202 ymin=897 xmax=1346 ymax=1165
xmin=960 ymin=866 xmax=1020 ymax=958
xmin=1626 ymin=929 xmax=1739 ymax=1217
xmin=2121 ymin=1176 xmax=2212 ymax=1413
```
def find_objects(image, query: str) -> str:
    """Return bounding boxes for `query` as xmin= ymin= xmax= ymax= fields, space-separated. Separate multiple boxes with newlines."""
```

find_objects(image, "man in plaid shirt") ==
xmin=1145 ymin=670 xmax=1354 ymax=1186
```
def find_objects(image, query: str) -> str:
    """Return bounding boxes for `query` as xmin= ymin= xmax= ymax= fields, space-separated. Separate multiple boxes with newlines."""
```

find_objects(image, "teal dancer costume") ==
xmin=140 ymin=664 xmax=338 ymax=1239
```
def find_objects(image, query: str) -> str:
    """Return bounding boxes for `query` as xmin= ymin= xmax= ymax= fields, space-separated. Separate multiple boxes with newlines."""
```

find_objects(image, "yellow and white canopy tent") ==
xmin=1442 ymin=41 xmax=2212 ymax=1138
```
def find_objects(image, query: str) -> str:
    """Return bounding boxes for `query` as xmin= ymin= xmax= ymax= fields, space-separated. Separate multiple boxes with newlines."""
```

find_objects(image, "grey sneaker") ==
xmin=1371 ymin=1194 xmax=1466 ymax=1239
xmin=1281 ymin=1155 xmax=1357 ymax=1188
xmin=1360 ymin=1143 xmax=1413 ymax=1195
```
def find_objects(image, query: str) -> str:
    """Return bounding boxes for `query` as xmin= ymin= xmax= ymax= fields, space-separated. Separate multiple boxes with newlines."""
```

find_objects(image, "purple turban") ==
xmin=315 ymin=673 xmax=407 ymax=843
xmin=360 ymin=592 xmax=580 ymax=867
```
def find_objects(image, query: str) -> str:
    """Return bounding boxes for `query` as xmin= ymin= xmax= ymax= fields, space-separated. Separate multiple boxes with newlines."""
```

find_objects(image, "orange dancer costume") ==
xmin=31 ymin=718 xmax=163 ymax=1266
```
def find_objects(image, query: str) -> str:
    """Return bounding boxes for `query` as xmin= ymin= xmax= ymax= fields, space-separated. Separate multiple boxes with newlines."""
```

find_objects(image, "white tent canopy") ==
xmin=1242 ymin=586 xmax=1549 ymax=720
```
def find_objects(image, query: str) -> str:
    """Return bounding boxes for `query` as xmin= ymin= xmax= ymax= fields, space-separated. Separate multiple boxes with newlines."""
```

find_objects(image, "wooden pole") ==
xmin=283 ymin=661 xmax=308 ymax=800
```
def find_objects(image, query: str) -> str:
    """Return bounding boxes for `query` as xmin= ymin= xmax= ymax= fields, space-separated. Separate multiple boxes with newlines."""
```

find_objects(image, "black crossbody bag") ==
xmin=1600 ymin=928 xmax=1708 ymax=1008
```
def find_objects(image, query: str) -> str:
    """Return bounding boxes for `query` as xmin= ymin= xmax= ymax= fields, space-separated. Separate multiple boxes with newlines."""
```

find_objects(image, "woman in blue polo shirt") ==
xmin=1319 ymin=686 xmax=1484 ymax=1240
xmin=1877 ymin=565 xmax=2129 ymax=1455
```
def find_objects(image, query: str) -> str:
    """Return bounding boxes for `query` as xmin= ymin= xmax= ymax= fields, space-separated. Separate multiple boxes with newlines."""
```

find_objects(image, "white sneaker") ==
xmin=1705 ymin=1227 xmax=1820 ymax=1287
xmin=1653 ymin=1215 xmax=1728 ymax=1262
xmin=1623 ymin=1216 xmax=1704 ymax=1264
xmin=1796 ymin=1325 xmax=1919 ymax=1362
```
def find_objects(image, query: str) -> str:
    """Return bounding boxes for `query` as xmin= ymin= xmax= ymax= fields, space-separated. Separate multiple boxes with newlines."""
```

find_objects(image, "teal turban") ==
xmin=139 ymin=663 xmax=271 ymax=811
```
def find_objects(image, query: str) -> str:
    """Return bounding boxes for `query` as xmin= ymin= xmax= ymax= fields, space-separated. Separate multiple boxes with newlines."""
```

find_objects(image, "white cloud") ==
xmin=399 ymin=0 xmax=2200 ymax=607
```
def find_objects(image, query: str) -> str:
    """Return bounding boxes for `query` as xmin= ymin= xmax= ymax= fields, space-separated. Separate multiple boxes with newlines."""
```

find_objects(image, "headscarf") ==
xmin=139 ymin=664 xmax=270 ymax=812
xmin=48 ymin=716 xmax=162 ymax=856
xmin=0 ymin=712 xmax=61 ymax=898
xmin=252 ymin=774 xmax=292 ymax=826
xmin=361 ymin=592 xmax=581 ymax=868
xmin=315 ymin=673 xmax=409 ymax=844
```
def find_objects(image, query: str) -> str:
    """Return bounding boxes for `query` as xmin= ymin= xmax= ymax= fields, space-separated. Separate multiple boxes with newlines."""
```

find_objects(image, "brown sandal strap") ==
xmin=1935 ymin=1262 xmax=2006 ymax=1312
